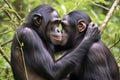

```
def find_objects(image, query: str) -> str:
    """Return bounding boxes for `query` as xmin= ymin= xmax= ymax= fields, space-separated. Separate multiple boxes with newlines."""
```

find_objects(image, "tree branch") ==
xmin=3 ymin=9 xmax=12 ymax=21
xmin=3 ymin=9 xmax=18 ymax=28
xmin=109 ymin=38 xmax=120 ymax=49
xmin=92 ymin=2 xmax=110 ymax=11
xmin=100 ymin=0 xmax=120 ymax=32
xmin=3 ymin=0 xmax=22 ymax=21
xmin=1 ymin=39 xmax=13 ymax=47
xmin=0 ymin=46 xmax=11 ymax=65
xmin=0 ymin=30 xmax=13 ymax=35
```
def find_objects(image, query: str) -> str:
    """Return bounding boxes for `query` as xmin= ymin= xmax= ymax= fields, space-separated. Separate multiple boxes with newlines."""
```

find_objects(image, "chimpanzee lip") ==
xmin=51 ymin=34 xmax=62 ymax=41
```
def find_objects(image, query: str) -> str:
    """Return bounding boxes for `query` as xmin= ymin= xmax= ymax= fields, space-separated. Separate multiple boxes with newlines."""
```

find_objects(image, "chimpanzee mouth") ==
xmin=51 ymin=35 xmax=62 ymax=41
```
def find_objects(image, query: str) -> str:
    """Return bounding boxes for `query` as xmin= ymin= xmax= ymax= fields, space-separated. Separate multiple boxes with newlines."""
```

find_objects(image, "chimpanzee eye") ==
xmin=55 ymin=27 xmax=60 ymax=33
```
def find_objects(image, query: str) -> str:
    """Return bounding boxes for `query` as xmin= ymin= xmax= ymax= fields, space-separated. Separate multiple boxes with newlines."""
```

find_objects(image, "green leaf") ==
xmin=59 ymin=24 xmax=62 ymax=31
xmin=21 ymin=42 xmax=24 ymax=47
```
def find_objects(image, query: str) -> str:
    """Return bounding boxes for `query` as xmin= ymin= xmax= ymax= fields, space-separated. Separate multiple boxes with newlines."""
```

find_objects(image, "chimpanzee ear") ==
xmin=77 ymin=20 xmax=87 ymax=32
xmin=32 ymin=13 xmax=43 ymax=26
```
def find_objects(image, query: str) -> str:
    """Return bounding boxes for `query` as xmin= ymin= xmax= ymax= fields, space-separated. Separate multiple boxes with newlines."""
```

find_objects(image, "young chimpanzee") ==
xmin=61 ymin=10 xmax=119 ymax=80
xmin=11 ymin=5 xmax=100 ymax=80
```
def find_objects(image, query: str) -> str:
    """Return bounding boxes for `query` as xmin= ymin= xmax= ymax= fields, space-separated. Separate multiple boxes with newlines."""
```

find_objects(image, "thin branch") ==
xmin=16 ymin=32 xmax=29 ymax=80
xmin=1 ymin=39 xmax=12 ymax=47
xmin=100 ymin=0 xmax=120 ymax=32
xmin=109 ymin=38 xmax=120 ymax=49
xmin=3 ymin=0 xmax=22 ymax=21
xmin=0 ymin=30 xmax=13 ymax=35
xmin=92 ymin=2 xmax=110 ymax=11
xmin=3 ymin=9 xmax=18 ymax=28
xmin=3 ymin=10 xmax=12 ymax=21
xmin=0 ymin=46 xmax=11 ymax=65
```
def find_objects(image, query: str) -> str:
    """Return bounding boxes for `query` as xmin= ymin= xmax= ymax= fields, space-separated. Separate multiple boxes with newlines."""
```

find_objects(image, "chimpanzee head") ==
xmin=26 ymin=4 xmax=67 ymax=45
xmin=61 ymin=10 xmax=91 ymax=46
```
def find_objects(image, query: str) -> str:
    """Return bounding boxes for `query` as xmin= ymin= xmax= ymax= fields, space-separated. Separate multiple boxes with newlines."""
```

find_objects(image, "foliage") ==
xmin=0 ymin=0 xmax=120 ymax=79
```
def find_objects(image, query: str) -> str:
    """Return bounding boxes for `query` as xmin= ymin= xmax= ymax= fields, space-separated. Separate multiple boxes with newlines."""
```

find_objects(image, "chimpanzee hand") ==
xmin=84 ymin=22 xmax=101 ymax=42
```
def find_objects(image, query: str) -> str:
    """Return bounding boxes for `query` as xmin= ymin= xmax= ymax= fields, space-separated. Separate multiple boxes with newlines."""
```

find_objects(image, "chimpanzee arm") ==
xmin=14 ymin=27 xmax=55 ymax=79
xmin=16 ymin=24 xmax=100 ymax=80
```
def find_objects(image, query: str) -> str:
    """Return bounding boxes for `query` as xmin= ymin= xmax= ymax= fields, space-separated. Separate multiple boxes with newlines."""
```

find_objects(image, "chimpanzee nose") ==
xmin=57 ymin=29 xmax=62 ymax=41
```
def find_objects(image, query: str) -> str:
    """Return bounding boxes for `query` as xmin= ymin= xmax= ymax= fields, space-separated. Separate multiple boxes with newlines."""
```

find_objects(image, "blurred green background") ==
xmin=0 ymin=0 xmax=120 ymax=79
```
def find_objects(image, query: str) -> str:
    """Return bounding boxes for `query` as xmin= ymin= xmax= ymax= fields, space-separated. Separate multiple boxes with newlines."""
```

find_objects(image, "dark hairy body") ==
xmin=11 ymin=4 xmax=100 ymax=80
xmin=60 ymin=10 xmax=119 ymax=80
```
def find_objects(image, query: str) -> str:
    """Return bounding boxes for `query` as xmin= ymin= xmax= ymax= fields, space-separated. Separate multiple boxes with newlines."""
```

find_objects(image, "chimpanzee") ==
xmin=61 ymin=10 xmax=119 ymax=80
xmin=11 ymin=4 xmax=100 ymax=80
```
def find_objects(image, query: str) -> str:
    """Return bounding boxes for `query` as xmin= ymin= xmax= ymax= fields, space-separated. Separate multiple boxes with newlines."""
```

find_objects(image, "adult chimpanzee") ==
xmin=61 ymin=10 xmax=119 ymax=80
xmin=11 ymin=4 xmax=100 ymax=80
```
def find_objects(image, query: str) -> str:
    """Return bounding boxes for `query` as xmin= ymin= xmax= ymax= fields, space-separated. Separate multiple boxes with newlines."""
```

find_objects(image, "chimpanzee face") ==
xmin=61 ymin=15 xmax=76 ymax=46
xmin=61 ymin=13 xmax=88 ymax=46
xmin=46 ymin=11 xmax=69 ymax=45
xmin=32 ymin=10 xmax=69 ymax=46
